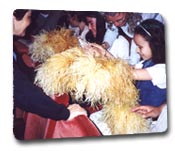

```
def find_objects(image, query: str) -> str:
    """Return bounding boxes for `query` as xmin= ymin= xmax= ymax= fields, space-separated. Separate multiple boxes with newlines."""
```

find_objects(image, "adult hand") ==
xmin=83 ymin=43 xmax=113 ymax=58
xmin=67 ymin=104 xmax=87 ymax=120
xmin=101 ymin=42 xmax=110 ymax=50
xmin=13 ymin=10 xmax=31 ymax=37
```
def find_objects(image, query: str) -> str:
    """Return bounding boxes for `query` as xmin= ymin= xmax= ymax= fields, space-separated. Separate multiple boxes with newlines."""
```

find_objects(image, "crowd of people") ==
xmin=13 ymin=9 xmax=167 ymax=139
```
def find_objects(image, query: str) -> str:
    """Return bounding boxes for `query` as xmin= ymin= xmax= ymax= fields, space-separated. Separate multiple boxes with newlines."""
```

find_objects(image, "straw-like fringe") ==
xmin=102 ymin=103 xmax=150 ymax=134
xmin=34 ymin=47 xmax=83 ymax=96
xmin=35 ymin=47 xmax=138 ymax=107
xmin=34 ymin=46 xmax=149 ymax=134
xmin=29 ymin=28 xmax=79 ymax=63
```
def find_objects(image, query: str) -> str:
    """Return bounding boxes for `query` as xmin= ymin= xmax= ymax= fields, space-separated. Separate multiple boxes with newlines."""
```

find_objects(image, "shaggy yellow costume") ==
xmin=34 ymin=46 xmax=149 ymax=135
xmin=29 ymin=28 xmax=79 ymax=63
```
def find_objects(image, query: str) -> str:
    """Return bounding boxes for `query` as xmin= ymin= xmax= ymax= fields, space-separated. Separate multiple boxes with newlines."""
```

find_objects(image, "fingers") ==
xmin=68 ymin=104 xmax=81 ymax=110
xmin=131 ymin=105 xmax=151 ymax=112
xmin=131 ymin=105 xmax=160 ymax=119
xmin=82 ymin=43 xmax=113 ymax=58
xmin=131 ymin=105 xmax=152 ymax=118
xmin=142 ymin=111 xmax=153 ymax=118
xmin=67 ymin=104 xmax=87 ymax=120
xmin=89 ymin=43 xmax=106 ymax=52
xmin=131 ymin=106 xmax=145 ymax=112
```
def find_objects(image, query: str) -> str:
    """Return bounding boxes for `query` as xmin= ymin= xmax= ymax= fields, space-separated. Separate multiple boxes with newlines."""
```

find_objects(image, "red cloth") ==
xmin=24 ymin=113 xmax=48 ymax=140
xmin=44 ymin=115 xmax=101 ymax=138
xmin=24 ymin=94 xmax=101 ymax=140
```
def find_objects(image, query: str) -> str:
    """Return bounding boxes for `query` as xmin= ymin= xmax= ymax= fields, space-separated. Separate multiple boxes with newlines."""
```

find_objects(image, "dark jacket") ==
xmin=13 ymin=52 xmax=70 ymax=120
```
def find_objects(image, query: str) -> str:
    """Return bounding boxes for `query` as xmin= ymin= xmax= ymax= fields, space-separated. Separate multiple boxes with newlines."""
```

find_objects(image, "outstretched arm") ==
xmin=132 ymin=68 xmax=152 ymax=80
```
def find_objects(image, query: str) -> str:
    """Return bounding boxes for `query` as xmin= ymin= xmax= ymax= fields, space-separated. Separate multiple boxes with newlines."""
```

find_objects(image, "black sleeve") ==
xmin=13 ymin=63 xmax=70 ymax=120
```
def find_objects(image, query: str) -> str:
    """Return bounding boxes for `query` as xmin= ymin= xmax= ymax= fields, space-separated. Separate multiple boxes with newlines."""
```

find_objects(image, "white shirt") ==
xmin=146 ymin=64 xmax=166 ymax=89
xmin=135 ymin=61 xmax=166 ymax=89
xmin=79 ymin=25 xmax=89 ymax=41
xmin=104 ymin=23 xmax=141 ymax=65
xmin=109 ymin=35 xmax=130 ymax=62
xmin=150 ymin=105 xmax=167 ymax=133
xmin=108 ymin=24 xmax=140 ymax=65
xmin=103 ymin=23 xmax=118 ymax=50
xmin=103 ymin=13 xmax=164 ymax=65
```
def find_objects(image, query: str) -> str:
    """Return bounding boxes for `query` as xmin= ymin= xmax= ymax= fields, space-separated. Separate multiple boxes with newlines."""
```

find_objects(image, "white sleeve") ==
xmin=150 ymin=105 xmax=167 ymax=133
xmin=103 ymin=25 xmax=118 ymax=48
xmin=109 ymin=35 xmax=130 ymax=61
xmin=146 ymin=64 xmax=166 ymax=89
xmin=141 ymin=13 xmax=164 ymax=23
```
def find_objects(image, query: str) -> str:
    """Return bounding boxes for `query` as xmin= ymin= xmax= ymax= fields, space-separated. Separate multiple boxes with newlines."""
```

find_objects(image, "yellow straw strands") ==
xmin=102 ymin=103 xmax=149 ymax=134
xmin=35 ymin=47 xmax=83 ymax=96
xmin=29 ymin=28 xmax=79 ymax=63
xmin=34 ymin=47 xmax=149 ymax=134
xmin=35 ymin=47 xmax=137 ymax=106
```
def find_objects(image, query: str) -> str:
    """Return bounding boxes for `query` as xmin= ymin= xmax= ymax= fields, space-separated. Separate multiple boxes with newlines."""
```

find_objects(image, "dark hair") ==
xmin=134 ymin=19 xmax=165 ymax=64
xmin=13 ymin=9 xmax=29 ymax=20
xmin=67 ymin=11 xmax=87 ymax=23
xmin=85 ymin=11 xmax=106 ymax=44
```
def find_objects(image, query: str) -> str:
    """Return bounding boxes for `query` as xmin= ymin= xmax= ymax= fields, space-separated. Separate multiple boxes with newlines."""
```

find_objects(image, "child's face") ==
xmin=134 ymin=34 xmax=152 ymax=61
xmin=68 ymin=16 xmax=79 ymax=27
xmin=86 ymin=16 xmax=97 ymax=38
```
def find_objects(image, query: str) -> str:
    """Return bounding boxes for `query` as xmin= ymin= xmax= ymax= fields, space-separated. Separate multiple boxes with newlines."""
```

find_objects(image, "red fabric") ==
xmin=24 ymin=93 xmax=101 ymax=140
xmin=53 ymin=93 xmax=69 ymax=107
xmin=24 ymin=113 xmax=48 ymax=140
xmin=85 ymin=105 xmax=103 ymax=114
xmin=44 ymin=94 xmax=101 ymax=138
xmin=22 ymin=54 xmax=35 ymax=68
xmin=44 ymin=115 xmax=101 ymax=138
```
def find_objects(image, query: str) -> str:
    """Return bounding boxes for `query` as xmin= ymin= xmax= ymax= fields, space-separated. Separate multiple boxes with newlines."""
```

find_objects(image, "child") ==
xmin=132 ymin=19 xmax=166 ymax=107
xmin=85 ymin=11 xmax=106 ymax=44
xmin=89 ymin=19 xmax=167 ymax=135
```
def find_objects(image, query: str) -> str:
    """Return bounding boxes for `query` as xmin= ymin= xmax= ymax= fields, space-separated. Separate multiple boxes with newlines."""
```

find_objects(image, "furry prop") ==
xmin=102 ymin=103 xmax=149 ymax=134
xmin=29 ymin=28 xmax=79 ymax=63
xmin=34 ymin=46 xmax=149 ymax=135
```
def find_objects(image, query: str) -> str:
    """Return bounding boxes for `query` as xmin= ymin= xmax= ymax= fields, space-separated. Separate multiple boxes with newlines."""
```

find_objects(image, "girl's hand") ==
xmin=131 ymin=105 xmax=164 ymax=119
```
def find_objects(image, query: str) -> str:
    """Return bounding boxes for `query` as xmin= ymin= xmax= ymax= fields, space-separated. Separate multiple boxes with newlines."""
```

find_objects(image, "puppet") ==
xmin=34 ymin=44 xmax=149 ymax=135
xmin=29 ymin=28 xmax=79 ymax=63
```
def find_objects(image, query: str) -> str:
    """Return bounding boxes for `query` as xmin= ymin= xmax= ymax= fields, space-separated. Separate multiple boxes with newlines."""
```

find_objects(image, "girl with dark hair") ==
xmin=87 ymin=19 xmax=167 ymax=135
xmin=85 ymin=11 xmax=106 ymax=44
xmin=134 ymin=19 xmax=165 ymax=64
xmin=133 ymin=19 xmax=166 ymax=106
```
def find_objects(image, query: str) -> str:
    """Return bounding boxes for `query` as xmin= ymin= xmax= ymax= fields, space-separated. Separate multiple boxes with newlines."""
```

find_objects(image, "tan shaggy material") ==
xmin=29 ymin=28 xmax=79 ymax=63
xmin=34 ymin=46 xmax=149 ymax=135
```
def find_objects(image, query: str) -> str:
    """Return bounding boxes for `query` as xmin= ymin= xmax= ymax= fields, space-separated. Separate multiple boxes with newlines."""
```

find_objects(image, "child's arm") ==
xmin=132 ymin=68 xmax=152 ymax=80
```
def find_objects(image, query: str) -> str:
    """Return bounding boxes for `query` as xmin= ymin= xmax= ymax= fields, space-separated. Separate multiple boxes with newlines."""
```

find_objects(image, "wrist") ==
xmin=102 ymin=42 xmax=109 ymax=50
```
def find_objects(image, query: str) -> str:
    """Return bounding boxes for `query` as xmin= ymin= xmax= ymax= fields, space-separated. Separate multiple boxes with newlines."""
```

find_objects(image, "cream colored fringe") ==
xmin=34 ymin=46 xmax=149 ymax=134
xmin=29 ymin=28 xmax=79 ymax=63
